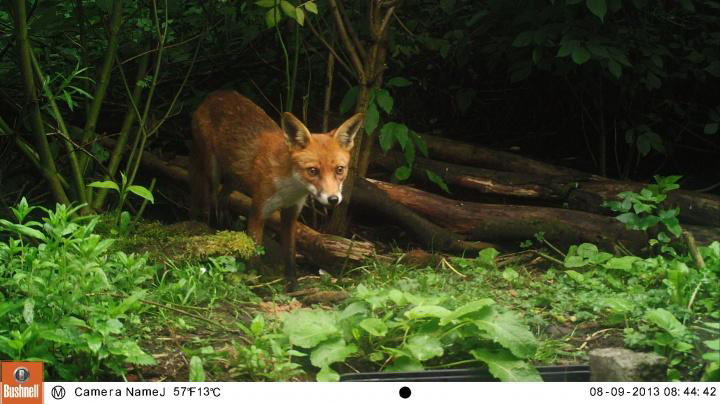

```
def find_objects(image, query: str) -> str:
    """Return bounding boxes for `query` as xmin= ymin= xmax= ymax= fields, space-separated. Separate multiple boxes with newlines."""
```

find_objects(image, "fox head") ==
xmin=281 ymin=112 xmax=364 ymax=206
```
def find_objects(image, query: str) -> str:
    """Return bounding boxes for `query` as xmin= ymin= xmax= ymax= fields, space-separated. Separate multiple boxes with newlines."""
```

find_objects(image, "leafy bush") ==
xmin=281 ymin=284 xmax=540 ymax=381
xmin=0 ymin=198 xmax=156 ymax=379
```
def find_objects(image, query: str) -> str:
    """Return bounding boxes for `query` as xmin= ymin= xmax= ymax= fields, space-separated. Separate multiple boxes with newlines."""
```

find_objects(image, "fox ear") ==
xmin=281 ymin=112 xmax=311 ymax=149
xmin=333 ymin=113 xmax=364 ymax=150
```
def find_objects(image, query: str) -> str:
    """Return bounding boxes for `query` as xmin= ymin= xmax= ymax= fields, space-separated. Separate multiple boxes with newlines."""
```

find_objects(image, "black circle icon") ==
xmin=52 ymin=385 xmax=66 ymax=400
xmin=399 ymin=386 xmax=411 ymax=399
xmin=13 ymin=367 xmax=29 ymax=383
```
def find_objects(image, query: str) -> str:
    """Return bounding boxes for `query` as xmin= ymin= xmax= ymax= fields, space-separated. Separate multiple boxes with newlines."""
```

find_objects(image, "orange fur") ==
xmin=191 ymin=90 xmax=363 ymax=290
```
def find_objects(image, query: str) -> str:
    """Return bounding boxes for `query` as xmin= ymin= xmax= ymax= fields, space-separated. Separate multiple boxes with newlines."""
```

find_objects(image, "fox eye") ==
xmin=307 ymin=167 xmax=319 ymax=176
xmin=335 ymin=166 xmax=345 ymax=175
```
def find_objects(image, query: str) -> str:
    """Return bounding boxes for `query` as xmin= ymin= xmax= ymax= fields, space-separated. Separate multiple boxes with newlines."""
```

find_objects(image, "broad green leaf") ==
xmin=339 ymin=302 xmax=368 ymax=320
xmin=110 ymin=289 xmax=147 ymax=316
xmin=387 ymin=77 xmax=412 ymax=87
xmin=604 ymin=256 xmax=640 ymax=270
xmin=704 ymin=123 xmax=718 ymax=135
xmin=304 ymin=1 xmax=318 ymax=14
xmin=474 ymin=311 xmax=537 ymax=358
xmin=340 ymin=86 xmax=359 ymax=114
xmin=477 ymin=248 xmax=499 ymax=267
xmin=365 ymin=103 xmax=379 ymax=135
xmin=283 ymin=310 xmax=339 ymax=348
xmin=406 ymin=334 xmax=443 ymax=361
xmin=295 ymin=7 xmax=305 ymax=25
xmin=440 ymin=299 xmax=494 ymax=325
xmin=645 ymin=308 xmax=688 ymax=338
xmin=121 ymin=341 xmax=156 ymax=365
xmin=385 ymin=355 xmax=424 ymax=373
xmin=376 ymin=89 xmax=394 ymax=114
xmin=250 ymin=314 xmax=265 ymax=335
xmin=412 ymin=132 xmax=429 ymax=157
xmin=426 ymin=169 xmax=450 ymax=193
xmin=85 ymin=333 xmax=103 ymax=353
xmin=564 ymin=256 xmax=588 ymax=268
xmin=88 ymin=180 xmax=119 ymax=192
xmin=127 ymin=185 xmax=155 ymax=203
xmin=23 ymin=299 xmax=34 ymax=325
xmin=316 ymin=365 xmax=339 ymax=382
xmin=471 ymin=348 xmax=542 ymax=381
xmin=564 ymin=270 xmax=585 ymax=283
xmin=571 ymin=46 xmax=591 ymax=65
xmin=310 ymin=337 xmax=357 ymax=367
xmin=379 ymin=123 xmax=397 ymax=152
xmin=359 ymin=318 xmax=388 ymax=337
xmin=255 ymin=0 xmax=277 ymax=7
xmin=600 ymin=297 xmax=634 ymax=313
xmin=586 ymin=0 xmax=607 ymax=21
xmin=265 ymin=7 xmax=281 ymax=28
xmin=404 ymin=305 xmax=452 ymax=320
xmin=512 ymin=31 xmax=534 ymax=48
xmin=577 ymin=243 xmax=599 ymax=257
xmin=189 ymin=356 xmax=205 ymax=382
xmin=393 ymin=166 xmax=412 ymax=181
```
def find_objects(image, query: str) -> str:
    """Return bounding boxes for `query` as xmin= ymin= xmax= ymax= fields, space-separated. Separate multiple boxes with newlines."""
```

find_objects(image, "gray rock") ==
xmin=590 ymin=348 xmax=668 ymax=381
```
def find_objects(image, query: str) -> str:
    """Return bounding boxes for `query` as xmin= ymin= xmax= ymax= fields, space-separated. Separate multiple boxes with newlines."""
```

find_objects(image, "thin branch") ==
xmin=328 ymin=0 xmax=366 ymax=84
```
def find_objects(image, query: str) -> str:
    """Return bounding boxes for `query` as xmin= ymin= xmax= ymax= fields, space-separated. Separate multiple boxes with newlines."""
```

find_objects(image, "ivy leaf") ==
xmin=316 ymin=365 xmax=340 ymax=382
xmin=586 ymin=0 xmax=607 ymax=22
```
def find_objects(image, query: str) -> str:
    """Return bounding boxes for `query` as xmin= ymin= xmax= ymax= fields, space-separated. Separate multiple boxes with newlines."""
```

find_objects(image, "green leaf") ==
xmin=340 ymin=86 xmax=359 ymax=114
xmin=393 ymin=166 xmax=412 ymax=181
xmin=564 ymin=270 xmax=585 ymax=283
xmin=412 ymin=132 xmax=429 ymax=157
xmin=189 ymin=356 xmax=206 ymax=382
xmin=404 ymin=305 xmax=452 ymax=320
xmin=386 ymin=356 xmax=424 ymax=373
xmin=704 ymin=123 xmax=719 ymax=135
xmin=470 ymin=348 xmax=542 ymax=381
xmin=474 ymin=311 xmax=537 ymax=358
xmin=250 ymin=315 xmax=265 ymax=335
xmin=440 ymin=299 xmax=495 ymax=325
xmin=512 ymin=31 xmax=534 ymax=48
xmin=280 ymin=1 xmax=295 ymax=16
xmin=295 ymin=7 xmax=305 ymax=26
xmin=359 ymin=318 xmax=388 ymax=336
xmin=110 ymin=290 xmax=147 ymax=316
xmin=88 ymin=180 xmax=120 ymax=192
xmin=85 ymin=333 xmax=103 ymax=353
xmin=586 ymin=0 xmax=607 ymax=21
xmin=265 ymin=7 xmax=281 ymax=28
xmin=477 ymin=248 xmax=499 ymax=268
xmin=23 ymin=299 xmax=34 ymax=325
xmin=604 ymin=256 xmax=640 ymax=270
xmin=339 ymin=302 xmax=368 ymax=320
xmin=376 ymin=89 xmax=394 ymax=114
xmin=365 ymin=103 xmax=379 ymax=135
xmin=387 ymin=77 xmax=412 ymax=87
xmin=406 ymin=335 xmax=443 ymax=361
xmin=571 ymin=46 xmax=592 ymax=65
xmin=127 ymin=185 xmax=155 ymax=203
xmin=379 ymin=123 xmax=397 ymax=152
xmin=426 ymin=169 xmax=450 ymax=193
xmin=645 ymin=308 xmax=688 ymax=338
xmin=304 ymin=1 xmax=318 ymax=14
xmin=608 ymin=59 xmax=622 ymax=78
xmin=255 ymin=0 xmax=277 ymax=7
xmin=283 ymin=310 xmax=339 ymax=348
xmin=310 ymin=337 xmax=357 ymax=367
xmin=316 ymin=365 xmax=340 ymax=382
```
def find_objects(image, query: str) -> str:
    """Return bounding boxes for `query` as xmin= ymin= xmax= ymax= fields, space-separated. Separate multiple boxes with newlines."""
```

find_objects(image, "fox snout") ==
xmin=313 ymin=191 xmax=342 ymax=206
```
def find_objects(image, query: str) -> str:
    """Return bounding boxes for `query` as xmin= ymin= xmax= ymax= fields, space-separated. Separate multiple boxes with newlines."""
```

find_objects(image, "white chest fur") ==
xmin=261 ymin=174 xmax=310 ymax=218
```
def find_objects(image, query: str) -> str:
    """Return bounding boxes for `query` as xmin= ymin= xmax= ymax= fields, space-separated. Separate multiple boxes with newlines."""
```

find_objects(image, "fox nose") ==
xmin=328 ymin=195 xmax=340 ymax=205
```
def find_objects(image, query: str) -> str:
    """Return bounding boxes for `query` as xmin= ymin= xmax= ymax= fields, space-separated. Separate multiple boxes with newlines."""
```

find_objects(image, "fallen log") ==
xmin=124 ymin=144 xmax=377 ymax=270
xmin=374 ymin=144 xmax=720 ymax=227
xmin=365 ymin=178 xmax=720 ymax=251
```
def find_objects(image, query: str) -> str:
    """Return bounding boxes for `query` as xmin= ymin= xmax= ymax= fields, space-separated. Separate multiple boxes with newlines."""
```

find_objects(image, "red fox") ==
xmin=191 ymin=90 xmax=363 ymax=290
